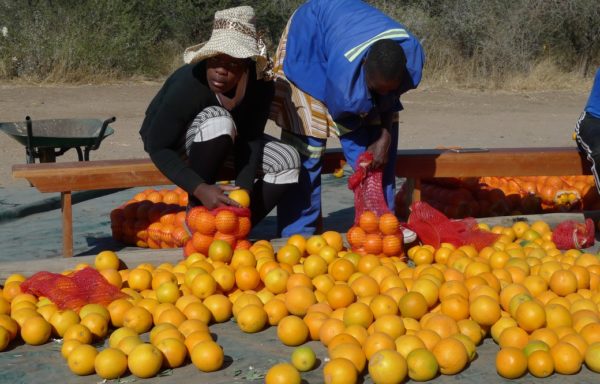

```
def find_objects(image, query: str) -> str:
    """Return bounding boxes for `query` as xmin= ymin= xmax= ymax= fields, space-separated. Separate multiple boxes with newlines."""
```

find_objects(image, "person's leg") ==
xmin=185 ymin=106 xmax=236 ymax=206
xmin=250 ymin=138 xmax=300 ymax=226
xmin=575 ymin=112 xmax=600 ymax=193
xmin=339 ymin=121 xmax=399 ymax=210
xmin=277 ymin=132 xmax=327 ymax=237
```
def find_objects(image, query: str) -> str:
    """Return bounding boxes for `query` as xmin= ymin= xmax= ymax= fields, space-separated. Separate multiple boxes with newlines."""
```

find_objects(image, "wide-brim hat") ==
xmin=183 ymin=6 xmax=270 ymax=79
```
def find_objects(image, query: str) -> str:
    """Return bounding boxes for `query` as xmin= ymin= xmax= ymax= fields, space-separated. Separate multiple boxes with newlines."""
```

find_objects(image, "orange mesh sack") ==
xmin=348 ymin=152 xmax=391 ymax=225
xmin=21 ymin=268 xmax=125 ymax=310
xmin=551 ymin=219 xmax=595 ymax=250
xmin=407 ymin=201 xmax=498 ymax=250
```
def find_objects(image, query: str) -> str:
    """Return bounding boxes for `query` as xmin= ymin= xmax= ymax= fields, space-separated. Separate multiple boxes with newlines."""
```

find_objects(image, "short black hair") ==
xmin=364 ymin=39 xmax=407 ymax=83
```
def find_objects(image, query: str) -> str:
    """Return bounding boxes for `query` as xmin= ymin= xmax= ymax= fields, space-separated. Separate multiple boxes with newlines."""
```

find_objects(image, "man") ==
xmin=271 ymin=0 xmax=425 ymax=236
xmin=575 ymin=67 xmax=600 ymax=193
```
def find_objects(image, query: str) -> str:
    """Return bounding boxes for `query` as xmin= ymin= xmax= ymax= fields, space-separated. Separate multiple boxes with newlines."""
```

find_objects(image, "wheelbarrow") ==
xmin=0 ymin=116 xmax=116 ymax=163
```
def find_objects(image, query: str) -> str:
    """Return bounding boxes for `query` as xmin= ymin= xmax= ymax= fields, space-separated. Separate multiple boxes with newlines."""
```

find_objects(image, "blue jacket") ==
xmin=283 ymin=0 xmax=424 ymax=129
xmin=585 ymin=68 xmax=600 ymax=119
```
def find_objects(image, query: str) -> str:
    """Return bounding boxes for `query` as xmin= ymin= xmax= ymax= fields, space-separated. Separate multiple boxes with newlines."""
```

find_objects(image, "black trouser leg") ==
xmin=250 ymin=180 xmax=291 ymax=226
xmin=188 ymin=135 xmax=233 ymax=206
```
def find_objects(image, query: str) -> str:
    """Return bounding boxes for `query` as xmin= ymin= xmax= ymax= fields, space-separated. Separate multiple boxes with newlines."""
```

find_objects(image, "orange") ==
xmin=306 ymin=235 xmax=328 ymax=255
xmin=232 ymin=293 xmax=263 ymax=317
xmin=350 ymin=275 xmax=380 ymax=298
xmin=329 ymin=343 xmax=366 ymax=372
xmin=151 ymin=327 xmax=185 ymax=345
xmin=515 ymin=300 xmax=546 ymax=332
xmin=48 ymin=309 xmax=80 ymax=337
xmin=214 ymin=210 xmax=238 ymax=234
xmin=499 ymin=326 xmax=529 ymax=349
xmin=457 ymin=319 xmax=484 ymax=345
xmin=469 ymin=295 xmax=501 ymax=326
xmin=359 ymin=211 xmax=379 ymax=233
xmin=67 ymin=344 xmax=98 ymax=375
xmin=80 ymin=313 xmax=109 ymax=340
xmin=235 ymin=265 xmax=261 ymax=291
xmin=276 ymin=244 xmax=302 ymax=265
xmin=326 ymin=284 xmax=355 ymax=310
xmin=122 ymin=306 xmax=153 ymax=334
xmin=318 ymin=318 xmax=345 ymax=347
xmin=109 ymin=326 xmax=138 ymax=349
xmin=378 ymin=213 xmax=400 ymax=235
xmin=528 ymin=349 xmax=555 ymax=377
xmin=441 ymin=294 xmax=469 ymax=321
xmin=228 ymin=189 xmax=250 ymax=208
xmin=285 ymin=286 xmax=317 ymax=316
xmin=322 ymin=230 xmax=345 ymax=252
xmin=117 ymin=335 xmax=143 ymax=355
xmin=422 ymin=313 xmax=459 ymax=339
xmin=395 ymin=334 xmax=426 ymax=358
xmin=277 ymin=315 xmax=309 ymax=346
xmin=107 ymin=298 xmax=134 ymax=327
xmin=128 ymin=343 xmax=163 ymax=378
xmin=20 ymin=316 xmax=51 ymax=345
xmin=279 ymin=345 xmax=313 ymax=374
xmin=550 ymin=341 xmax=583 ymax=375
xmin=202 ymin=294 xmax=233 ymax=323
xmin=585 ymin=342 xmax=600 ymax=373
xmin=183 ymin=301 xmax=212 ymax=324
xmin=323 ymin=357 xmax=358 ymax=384
xmin=95 ymin=250 xmax=120 ymax=270
xmin=549 ymin=270 xmax=578 ymax=296
xmin=399 ymin=291 xmax=429 ymax=320
xmin=265 ymin=362 xmax=301 ymax=384
xmin=156 ymin=281 xmax=181 ymax=304
xmin=60 ymin=339 xmax=82 ymax=359
xmin=346 ymin=226 xmax=367 ymax=249
xmin=406 ymin=348 xmax=438 ymax=381
xmin=191 ymin=273 xmax=217 ymax=299
xmin=178 ymin=319 xmax=208 ymax=338
xmin=496 ymin=347 xmax=527 ymax=379
xmin=329 ymin=258 xmax=356 ymax=282
xmin=127 ymin=268 xmax=153 ymax=291
xmin=286 ymin=234 xmax=307 ymax=256
xmin=453 ymin=333 xmax=477 ymax=361
xmin=363 ymin=233 xmax=383 ymax=255
xmin=432 ymin=337 xmax=468 ymax=374
xmin=545 ymin=303 xmax=573 ymax=329
xmin=579 ymin=322 xmax=600 ymax=345
xmin=155 ymin=337 xmax=187 ymax=368
xmin=373 ymin=314 xmax=406 ymax=340
xmin=529 ymin=328 xmax=558 ymax=348
xmin=343 ymin=302 xmax=373 ymax=328
xmin=369 ymin=294 xmax=398 ymax=318
xmin=363 ymin=332 xmax=396 ymax=360
xmin=190 ymin=340 xmax=223 ymax=372
xmin=368 ymin=350 xmax=408 ymax=383
xmin=95 ymin=347 xmax=128 ymax=379
xmin=207 ymin=239 xmax=233 ymax=263
xmin=303 ymin=311 xmax=328 ymax=340
xmin=236 ymin=304 xmax=267 ymax=333
xmin=63 ymin=323 xmax=93 ymax=344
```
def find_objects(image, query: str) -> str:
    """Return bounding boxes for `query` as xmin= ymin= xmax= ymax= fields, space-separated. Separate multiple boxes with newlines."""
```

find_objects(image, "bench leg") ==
xmin=61 ymin=191 xmax=73 ymax=257
xmin=412 ymin=179 xmax=422 ymax=202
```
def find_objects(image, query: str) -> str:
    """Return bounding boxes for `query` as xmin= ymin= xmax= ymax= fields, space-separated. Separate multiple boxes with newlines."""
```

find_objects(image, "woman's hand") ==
xmin=192 ymin=183 xmax=242 ymax=210
xmin=367 ymin=128 xmax=391 ymax=169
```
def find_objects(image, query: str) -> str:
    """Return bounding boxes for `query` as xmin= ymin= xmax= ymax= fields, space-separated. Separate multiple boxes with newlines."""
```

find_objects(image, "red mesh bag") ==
xmin=348 ymin=152 xmax=391 ymax=224
xmin=406 ymin=201 xmax=498 ymax=250
xmin=551 ymin=219 xmax=595 ymax=250
xmin=211 ymin=206 xmax=251 ymax=217
xmin=21 ymin=268 xmax=125 ymax=310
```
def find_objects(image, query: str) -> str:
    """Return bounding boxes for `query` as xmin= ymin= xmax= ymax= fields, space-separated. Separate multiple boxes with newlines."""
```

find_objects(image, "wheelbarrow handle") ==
xmin=91 ymin=116 xmax=116 ymax=150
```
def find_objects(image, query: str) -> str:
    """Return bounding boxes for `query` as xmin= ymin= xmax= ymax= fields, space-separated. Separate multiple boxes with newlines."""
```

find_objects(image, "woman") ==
xmin=140 ymin=6 xmax=300 ymax=226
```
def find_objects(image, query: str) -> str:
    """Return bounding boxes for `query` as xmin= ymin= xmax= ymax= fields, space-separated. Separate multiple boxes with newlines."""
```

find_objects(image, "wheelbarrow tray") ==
xmin=0 ymin=118 xmax=114 ymax=148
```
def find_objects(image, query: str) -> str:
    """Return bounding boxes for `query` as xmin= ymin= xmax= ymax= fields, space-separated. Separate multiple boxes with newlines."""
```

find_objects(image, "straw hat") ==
xmin=183 ymin=6 xmax=271 ymax=79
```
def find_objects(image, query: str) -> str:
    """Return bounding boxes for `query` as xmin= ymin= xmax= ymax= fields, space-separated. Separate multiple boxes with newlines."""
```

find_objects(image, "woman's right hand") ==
xmin=192 ymin=183 xmax=241 ymax=210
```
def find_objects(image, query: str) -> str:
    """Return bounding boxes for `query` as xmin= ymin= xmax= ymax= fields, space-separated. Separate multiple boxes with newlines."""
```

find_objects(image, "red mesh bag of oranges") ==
xmin=346 ymin=210 xmax=405 ymax=258
xmin=20 ymin=268 xmax=126 ymax=310
xmin=551 ymin=218 xmax=595 ymax=250
xmin=348 ymin=151 xmax=391 ymax=225
xmin=183 ymin=205 xmax=252 ymax=257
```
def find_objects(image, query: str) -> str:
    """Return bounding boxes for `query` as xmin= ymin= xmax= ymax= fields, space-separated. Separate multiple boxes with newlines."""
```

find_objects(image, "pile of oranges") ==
xmin=1 ymin=217 xmax=600 ymax=382
xmin=346 ymin=211 xmax=405 ymax=258
xmin=110 ymin=187 xmax=189 ymax=249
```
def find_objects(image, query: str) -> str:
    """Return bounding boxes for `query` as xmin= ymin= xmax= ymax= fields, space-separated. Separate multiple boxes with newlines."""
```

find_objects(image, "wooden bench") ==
xmin=12 ymin=146 xmax=592 ymax=257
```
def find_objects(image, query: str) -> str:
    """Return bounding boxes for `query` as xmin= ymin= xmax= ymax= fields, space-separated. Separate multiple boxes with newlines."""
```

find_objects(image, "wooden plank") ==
xmin=61 ymin=192 xmax=73 ymax=257
xmin=394 ymin=147 xmax=592 ymax=178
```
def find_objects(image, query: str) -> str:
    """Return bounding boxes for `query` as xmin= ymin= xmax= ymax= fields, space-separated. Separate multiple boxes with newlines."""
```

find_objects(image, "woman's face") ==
xmin=206 ymin=54 xmax=248 ymax=94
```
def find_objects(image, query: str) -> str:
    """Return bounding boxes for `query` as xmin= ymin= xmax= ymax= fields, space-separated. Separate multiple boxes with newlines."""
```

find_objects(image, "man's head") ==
xmin=364 ymin=39 xmax=408 ymax=96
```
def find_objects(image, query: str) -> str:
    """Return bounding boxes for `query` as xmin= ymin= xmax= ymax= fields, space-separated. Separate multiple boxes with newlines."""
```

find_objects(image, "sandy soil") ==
xmin=0 ymin=82 xmax=587 ymax=187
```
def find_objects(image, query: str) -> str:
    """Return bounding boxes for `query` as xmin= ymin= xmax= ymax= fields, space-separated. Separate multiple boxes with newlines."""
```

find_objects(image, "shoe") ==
xmin=400 ymin=225 xmax=417 ymax=244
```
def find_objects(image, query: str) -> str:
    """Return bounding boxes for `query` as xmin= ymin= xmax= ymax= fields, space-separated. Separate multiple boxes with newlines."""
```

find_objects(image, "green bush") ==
xmin=0 ymin=0 xmax=598 ymax=85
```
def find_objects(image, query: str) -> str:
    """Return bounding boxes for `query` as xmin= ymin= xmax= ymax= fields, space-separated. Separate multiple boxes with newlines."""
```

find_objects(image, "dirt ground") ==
xmin=0 ymin=82 xmax=587 ymax=187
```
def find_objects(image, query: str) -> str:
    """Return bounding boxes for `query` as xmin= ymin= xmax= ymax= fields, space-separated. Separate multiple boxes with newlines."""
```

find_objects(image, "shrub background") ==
xmin=0 ymin=0 xmax=599 ymax=88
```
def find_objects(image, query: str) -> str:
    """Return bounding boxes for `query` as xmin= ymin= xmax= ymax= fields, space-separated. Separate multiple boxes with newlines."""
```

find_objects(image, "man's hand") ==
xmin=192 ymin=183 xmax=241 ymax=210
xmin=367 ymin=128 xmax=391 ymax=169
